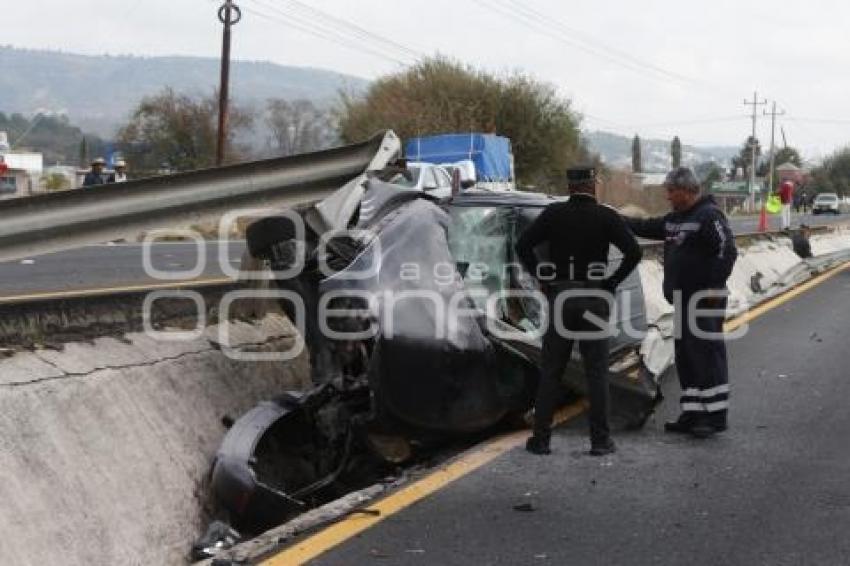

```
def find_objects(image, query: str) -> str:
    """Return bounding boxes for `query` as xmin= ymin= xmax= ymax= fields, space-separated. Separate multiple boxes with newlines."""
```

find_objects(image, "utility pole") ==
xmin=743 ymin=92 xmax=767 ymax=210
xmin=216 ymin=0 xmax=242 ymax=166
xmin=764 ymin=101 xmax=786 ymax=197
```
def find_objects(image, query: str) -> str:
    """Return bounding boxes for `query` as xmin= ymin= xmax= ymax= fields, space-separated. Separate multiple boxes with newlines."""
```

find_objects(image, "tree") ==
xmin=631 ymin=135 xmax=642 ymax=173
xmin=337 ymin=57 xmax=587 ymax=188
xmin=756 ymin=145 xmax=804 ymax=187
xmin=731 ymin=136 xmax=761 ymax=179
xmin=693 ymin=161 xmax=723 ymax=189
xmin=0 ymin=112 xmax=104 ymax=165
xmin=266 ymin=99 xmax=334 ymax=156
xmin=43 ymin=172 xmax=70 ymax=191
xmin=671 ymin=136 xmax=682 ymax=169
xmin=810 ymin=146 xmax=850 ymax=196
xmin=117 ymin=87 xmax=254 ymax=175
xmin=79 ymin=137 xmax=88 ymax=167
xmin=773 ymin=146 xmax=802 ymax=168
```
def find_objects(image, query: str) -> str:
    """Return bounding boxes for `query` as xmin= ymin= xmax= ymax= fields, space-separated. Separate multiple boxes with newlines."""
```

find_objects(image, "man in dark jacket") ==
xmin=516 ymin=166 xmax=642 ymax=456
xmin=83 ymin=157 xmax=107 ymax=187
xmin=625 ymin=167 xmax=737 ymax=438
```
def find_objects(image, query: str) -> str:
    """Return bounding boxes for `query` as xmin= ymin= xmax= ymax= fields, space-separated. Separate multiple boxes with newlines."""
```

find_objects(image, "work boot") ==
xmin=708 ymin=410 xmax=728 ymax=433
xmin=525 ymin=434 xmax=551 ymax=455
xmin=690 ymin=414 xmax=717 ymax=439
xmin=589 ymin=438 xmax=617 ymax=456
xmin=664 ymin=412 xmax=697 ymax=434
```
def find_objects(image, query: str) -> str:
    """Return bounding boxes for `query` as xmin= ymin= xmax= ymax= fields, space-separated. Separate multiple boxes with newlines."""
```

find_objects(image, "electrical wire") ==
xmin=242 ymin=0 xmax=413 ymax=67
xmin=273 ymin=0 xmax=425 ymax=60
xmin=500 ymin=0 xmax=698 ymax=85
xmin=785 ymin=116 xmax=850 ymax=125
xmin=473 ymin=0 xmax=700 ymax=88
xmin=247 ymin=0 xmax=413 ymax=64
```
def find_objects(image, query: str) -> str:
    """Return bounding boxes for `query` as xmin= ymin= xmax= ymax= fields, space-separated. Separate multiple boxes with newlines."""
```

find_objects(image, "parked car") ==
xmin=384 ymin=161 xmax=453 ymax=198
xmin=812 ymin=192 xmax=840 ymax=215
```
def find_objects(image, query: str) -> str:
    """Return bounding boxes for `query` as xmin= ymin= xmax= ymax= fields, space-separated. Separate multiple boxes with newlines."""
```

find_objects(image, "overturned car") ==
xmin=209 ymin=166 xmax=666 ymax=535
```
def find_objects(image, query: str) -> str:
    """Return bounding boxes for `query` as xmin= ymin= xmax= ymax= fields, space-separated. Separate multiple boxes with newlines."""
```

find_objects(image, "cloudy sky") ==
xmin=7 ymin=0 xmax=850 ymax=159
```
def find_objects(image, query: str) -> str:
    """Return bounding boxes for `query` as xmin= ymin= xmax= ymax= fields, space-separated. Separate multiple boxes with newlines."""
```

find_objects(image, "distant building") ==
xmin=709 ymin=179 xmax=767 ymax=213
xmin=776 ymin=162 xmax=805 ymax=185
xmin=0 ymin=132 xmax=44 ymax=199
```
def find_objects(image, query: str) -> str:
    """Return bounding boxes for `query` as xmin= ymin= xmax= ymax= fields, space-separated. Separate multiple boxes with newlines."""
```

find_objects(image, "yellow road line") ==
xmin=0 ymin=278 xmax=233 ymax=305
xmin=725 ymin=260 xmax=850 ymax=332
xmin=262 ymin=400 xmax=589 ymax=566
xmin=264 ymin=260 xmax=850 ymax=565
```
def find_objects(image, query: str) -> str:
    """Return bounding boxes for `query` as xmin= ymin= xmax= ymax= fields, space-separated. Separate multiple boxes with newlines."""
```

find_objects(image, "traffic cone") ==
xmin=757 ymin=202 xmax=769 ymax=232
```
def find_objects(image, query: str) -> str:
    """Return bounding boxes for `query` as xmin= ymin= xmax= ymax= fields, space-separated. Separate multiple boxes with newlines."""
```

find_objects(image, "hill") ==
xmin=583 ymin=130 xmax=738 ymax=172
xmin=0 ymin=46 xmax=368 ymax=137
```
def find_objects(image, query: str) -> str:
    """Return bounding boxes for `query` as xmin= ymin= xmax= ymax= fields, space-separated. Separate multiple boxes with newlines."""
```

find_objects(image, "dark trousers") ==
xmin=533 ymin=296 xmax=611 ymax=444
xmin=675 ymin=294 xmax=730 ymax=419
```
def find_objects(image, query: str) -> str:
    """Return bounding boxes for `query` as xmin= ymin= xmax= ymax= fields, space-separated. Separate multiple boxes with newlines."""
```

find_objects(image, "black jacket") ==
xmin=626 ymin=195 xmax=737 ymax=301
xmin=83 ymin=171 xmax=106 ymax=187
xmin=515 ymin=193 xmax=642 ymax=290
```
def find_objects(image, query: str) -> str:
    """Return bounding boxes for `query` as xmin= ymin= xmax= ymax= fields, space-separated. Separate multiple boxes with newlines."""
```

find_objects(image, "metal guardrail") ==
xmin=0 ymin=131 xmax=401 ymax=264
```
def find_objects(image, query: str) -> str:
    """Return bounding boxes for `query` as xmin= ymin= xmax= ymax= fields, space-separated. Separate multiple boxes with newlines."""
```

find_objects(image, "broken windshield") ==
xmin=447 ymin=204 xmax=544 ymax=330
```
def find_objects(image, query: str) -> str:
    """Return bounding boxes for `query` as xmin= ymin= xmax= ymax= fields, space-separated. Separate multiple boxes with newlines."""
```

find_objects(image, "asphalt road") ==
xmin=0 ymin=212 xmax=845 ymax=297
xmin=0 ymin=241 xmax=245 ymax=296
xmin=308 ymin=267 xmax=850 ymax=566
xmin=729 ymin=210 xmax=844 ymax=233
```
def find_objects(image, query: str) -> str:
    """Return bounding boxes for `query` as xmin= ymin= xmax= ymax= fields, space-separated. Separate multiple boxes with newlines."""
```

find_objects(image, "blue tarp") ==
xmin=405 ymin=133 xmax=514 ymax=182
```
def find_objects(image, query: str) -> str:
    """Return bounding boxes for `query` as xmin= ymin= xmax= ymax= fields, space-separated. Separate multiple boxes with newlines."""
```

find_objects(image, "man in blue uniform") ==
xmin=516 ymin=166 xmax=642 ymax=456
xmin=625 ymin=167 xmax=737 ymax=438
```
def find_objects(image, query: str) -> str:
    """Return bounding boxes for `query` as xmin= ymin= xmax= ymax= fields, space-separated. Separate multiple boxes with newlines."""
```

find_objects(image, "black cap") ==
xmin=566 ymin=165 xmax=596 ymax=185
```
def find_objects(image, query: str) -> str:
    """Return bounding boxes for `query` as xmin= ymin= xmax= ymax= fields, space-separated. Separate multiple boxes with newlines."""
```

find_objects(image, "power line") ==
xmin=247 ymin=0 xmax=413 ymax=64
xmin=242 ymin=0 xmax=412 ymax=66
xmin=785 ymin=116 xmax=850 ymax=125
xmin=500 ymin=0 xmax=698 ymax=85
xmin=274 ymin=0 xmax=425 ymax=60
xmin=473 ymin=0 xmax=699 ymax=88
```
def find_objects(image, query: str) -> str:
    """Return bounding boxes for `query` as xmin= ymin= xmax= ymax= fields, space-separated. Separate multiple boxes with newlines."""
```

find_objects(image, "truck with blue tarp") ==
xmin=405 ymin=133 xmax=516 ymax=191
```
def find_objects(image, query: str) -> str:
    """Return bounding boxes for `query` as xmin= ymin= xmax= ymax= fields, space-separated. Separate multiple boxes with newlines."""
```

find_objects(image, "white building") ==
xmin=0 ymin=132 xmax=44 ymax=200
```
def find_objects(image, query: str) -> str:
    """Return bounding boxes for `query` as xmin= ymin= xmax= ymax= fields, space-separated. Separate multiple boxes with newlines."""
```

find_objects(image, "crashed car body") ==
xmin=211 ymin=178 xmax=663 ymax=533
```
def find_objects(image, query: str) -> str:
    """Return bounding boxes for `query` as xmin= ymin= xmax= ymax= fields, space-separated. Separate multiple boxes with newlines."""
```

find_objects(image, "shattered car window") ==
xmin=447 ymin=204 xmax=544 ymax=331
xmin=447 ymin=206 xmax=511 ymax=312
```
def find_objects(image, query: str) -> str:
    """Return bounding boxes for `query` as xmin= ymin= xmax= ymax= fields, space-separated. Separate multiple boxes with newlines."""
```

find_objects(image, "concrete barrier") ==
xmin=0 ymin=311 xmax=309 ymax=566
xmin=636 ymin=226 xmax=850 ymax=379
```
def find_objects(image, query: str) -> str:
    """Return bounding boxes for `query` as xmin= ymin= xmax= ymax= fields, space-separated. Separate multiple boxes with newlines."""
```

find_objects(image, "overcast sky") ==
xmin=7 ymin=0 xmax=850 ymax=160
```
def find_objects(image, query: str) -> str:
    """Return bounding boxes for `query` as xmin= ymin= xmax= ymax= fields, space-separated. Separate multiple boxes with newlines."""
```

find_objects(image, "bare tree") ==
xmin=117 ymin=88 xmax=253 ymax=174
xmin=266 ymin=99 xmax=334 ymax=156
